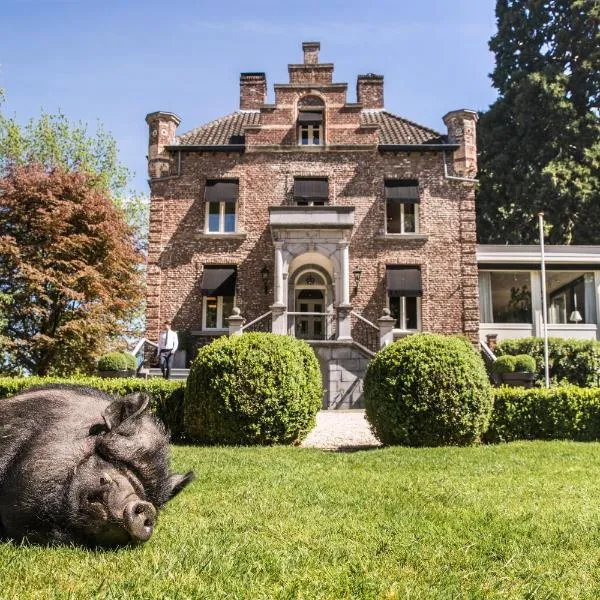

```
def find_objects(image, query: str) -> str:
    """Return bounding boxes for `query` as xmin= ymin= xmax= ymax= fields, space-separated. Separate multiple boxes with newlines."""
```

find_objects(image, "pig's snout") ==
xmin=123 ymin=500 xmax=156 ymax=542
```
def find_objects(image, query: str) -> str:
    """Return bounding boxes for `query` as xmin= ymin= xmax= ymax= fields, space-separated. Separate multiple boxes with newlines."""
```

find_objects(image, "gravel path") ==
xmin=301 ymin=410 xmax=382 ymax=450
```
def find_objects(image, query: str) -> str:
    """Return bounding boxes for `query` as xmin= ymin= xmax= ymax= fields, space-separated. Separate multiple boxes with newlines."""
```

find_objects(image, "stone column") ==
xmin=377 ymin=308 xmax=395 ymax=348
xmin=336 ymin=240 xmax=352 ymax=340
xmin=228 ymin=307 xmax=245 ymax=336
xmin=271 ymin=304 xmax=287 ymax=335
xmin=274 ymin=241 xmax=284 ymax=306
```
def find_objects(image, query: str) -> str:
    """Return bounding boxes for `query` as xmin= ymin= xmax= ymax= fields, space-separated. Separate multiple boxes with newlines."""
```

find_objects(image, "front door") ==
xmin=296 ymin=292 xmax=325 ymax=339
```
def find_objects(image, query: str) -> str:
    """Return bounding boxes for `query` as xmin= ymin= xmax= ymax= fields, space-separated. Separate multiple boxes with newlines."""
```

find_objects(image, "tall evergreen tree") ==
xmin=477 ymin=0 xmax=600 ymax=244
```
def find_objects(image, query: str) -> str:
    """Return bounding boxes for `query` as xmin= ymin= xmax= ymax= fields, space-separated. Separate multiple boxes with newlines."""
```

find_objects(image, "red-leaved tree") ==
xmin=0 ymin=164 xmax=144 ymax=375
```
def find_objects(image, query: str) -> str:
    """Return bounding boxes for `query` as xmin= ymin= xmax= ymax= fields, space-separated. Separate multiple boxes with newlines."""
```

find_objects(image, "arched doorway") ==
xmin=293 ymin=268 xmax=329 ymax=339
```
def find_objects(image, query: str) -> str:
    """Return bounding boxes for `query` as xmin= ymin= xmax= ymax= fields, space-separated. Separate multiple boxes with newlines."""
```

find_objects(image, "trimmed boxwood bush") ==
xmin=364 ymin=333 xmax=493 ymax=446
xmin=513 ymin=354 xmax=536 ymax=373
xmin=492 ymin=355 xmax=517 ymax=374
xmin=184 ymin=333 xmax=322 ymax=445
xmin=0 ymin=376 xmax=186 ymax=440
xmin=484 ymin=386 xmax=600 ymax=443
xmin=496 ymin=337 xmax=600 ymax=387
xmin=97 ymin=352 xmax=136 ymax=372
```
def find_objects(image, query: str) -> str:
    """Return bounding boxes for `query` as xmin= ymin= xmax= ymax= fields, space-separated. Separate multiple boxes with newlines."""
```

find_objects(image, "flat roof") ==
xmin=477 ymin=245 xmax=600 ymax=266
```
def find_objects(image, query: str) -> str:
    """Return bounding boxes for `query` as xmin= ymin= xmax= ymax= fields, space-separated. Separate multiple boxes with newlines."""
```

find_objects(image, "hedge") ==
xmin=496 ymin=337 xmax=600 ymax=387
xmin=0 ymin=376 xmax=186 ymax=440
xmin=364 ymin=334 xmax=493 ymax=446
xmin=484 ymin=386 xmax=600 ymax=443
xmin=184 ymin=333 xmax=322 ymax=445
xmin=97 ymin=352 xmax=137 ymax=372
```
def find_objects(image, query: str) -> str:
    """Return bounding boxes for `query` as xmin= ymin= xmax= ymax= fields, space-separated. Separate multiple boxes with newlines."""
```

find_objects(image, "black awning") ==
xmin=294 ymin=178 xmax=329 ymax=200
xmin=385 ymin=180 xmax=420 ymax=204
xmin=201 ymin=267 xmax=236 ymax=296
xmin=298 ymin=110 xmax=323 ymax=124
xmin=204 ymin=180 xmax=239 ymax=203
xmin=386 ymin=267 xmax=422 ymax=297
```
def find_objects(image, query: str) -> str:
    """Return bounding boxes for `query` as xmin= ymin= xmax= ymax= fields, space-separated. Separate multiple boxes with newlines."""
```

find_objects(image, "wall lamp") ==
xmin=353 ymin=266 xmax=363 ymax=293
xmin=261 ymin=265 xmax=270 ymax=294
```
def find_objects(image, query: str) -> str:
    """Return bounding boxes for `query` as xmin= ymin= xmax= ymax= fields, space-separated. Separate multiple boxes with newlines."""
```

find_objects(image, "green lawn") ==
xmin=2 ymin=443 xmax=600 ymax=599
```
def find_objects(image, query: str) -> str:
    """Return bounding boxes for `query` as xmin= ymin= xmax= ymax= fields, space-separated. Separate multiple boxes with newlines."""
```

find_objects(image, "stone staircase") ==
xmin=146 ymin=368 xmax=190 ymax=381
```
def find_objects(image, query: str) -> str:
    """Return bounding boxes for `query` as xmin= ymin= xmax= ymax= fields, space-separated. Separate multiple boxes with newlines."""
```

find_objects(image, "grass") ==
xmin=2 ymin=442 xmax=600 ymax=599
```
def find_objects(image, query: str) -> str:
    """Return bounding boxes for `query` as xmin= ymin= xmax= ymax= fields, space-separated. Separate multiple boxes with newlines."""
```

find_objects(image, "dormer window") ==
xmin=298 ymin=110 xmax=323 ymax=145
xmin=294 ymin=178 xmax=328 ymax=206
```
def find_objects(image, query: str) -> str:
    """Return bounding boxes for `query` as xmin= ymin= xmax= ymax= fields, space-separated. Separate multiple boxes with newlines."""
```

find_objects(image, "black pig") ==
xmin=0 ymin=385 xmax=194 ymax=547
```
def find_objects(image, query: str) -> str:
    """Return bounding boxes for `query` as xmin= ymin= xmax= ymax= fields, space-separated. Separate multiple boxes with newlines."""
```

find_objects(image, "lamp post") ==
xmin=538 ymin=212 xmax=550 ymax=388
xmin=260 ymin=265 xmax=269 ymax=294
xmin=352 ymin=266 xmax=362 ymax=294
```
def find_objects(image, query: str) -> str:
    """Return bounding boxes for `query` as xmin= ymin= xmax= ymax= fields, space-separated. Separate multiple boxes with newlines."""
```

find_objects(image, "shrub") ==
xmin=97 ymin=352 xmax=136 ymax=372
xmin=0 ymin=376 xmax=186 ymax=440
xmin=496 ymin=337 xmax=600 ymax=387
xmin=484 ymin=386 xmax=600 ymax=443
xmin=513 ymin=354 xmax=536 ymax=373
xmin=184 ymin=333 xmax=322 ymax=445
xmin=364 ymin=333 xmax=493 ymax=446
xmin=492 ymin=355 xmax=516 ymax=374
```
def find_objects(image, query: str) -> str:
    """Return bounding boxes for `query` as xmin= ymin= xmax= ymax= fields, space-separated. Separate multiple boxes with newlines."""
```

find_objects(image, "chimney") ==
xmin=303 ymin=41 xmax=320 ymax=64
xmin=145 ymin=111 xmax=180 ymax=179
xmin=357 ymin=74 xmax=384 ymax=109
xmin=443 ymin=109 xmax=479 ymax=177
xmin=240 ymin=72 xmax=267 ymax=110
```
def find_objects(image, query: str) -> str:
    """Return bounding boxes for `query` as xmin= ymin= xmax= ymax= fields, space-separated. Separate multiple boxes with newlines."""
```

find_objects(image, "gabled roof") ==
xmin=172 ymin=109 xmax=445 ymax=147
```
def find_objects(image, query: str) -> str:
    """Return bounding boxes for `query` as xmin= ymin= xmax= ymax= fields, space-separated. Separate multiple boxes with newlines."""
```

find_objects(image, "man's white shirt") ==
xmin=158 ymin=330 xmax=179 ymax=354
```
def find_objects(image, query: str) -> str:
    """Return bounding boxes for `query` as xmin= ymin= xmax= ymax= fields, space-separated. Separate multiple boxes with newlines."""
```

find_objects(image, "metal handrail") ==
xmin=129 ymin=337 xmax=158 ymax=356
xmin=241 ymin=310 xmax=272 ymax=332
xmin=350 ymin=310 xmax=380 ymax=331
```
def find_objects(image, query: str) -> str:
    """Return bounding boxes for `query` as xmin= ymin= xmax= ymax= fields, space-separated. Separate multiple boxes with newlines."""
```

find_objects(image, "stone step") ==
xmin=146 ymin=368 xmax=190 ymax=381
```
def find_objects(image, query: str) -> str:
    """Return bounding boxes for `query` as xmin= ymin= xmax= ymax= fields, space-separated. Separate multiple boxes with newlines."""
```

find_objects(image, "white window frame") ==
xmin=205 ymin=200 xmax=237 ymax=234
xmin=385 ymin=201 xmax=419 ymax=234
xmin=298 ymin=124 xmax=323 ymax=146
xmin=202 ymin=295 xmax=235 ymax=331
xmin=387 ymin=295 xmax=422 ymax=332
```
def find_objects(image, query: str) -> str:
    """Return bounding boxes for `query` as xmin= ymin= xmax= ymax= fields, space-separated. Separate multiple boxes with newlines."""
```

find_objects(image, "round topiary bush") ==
xmin=364 ymin=333 xmax=493 ymax=446
xmin=492 ymin=354 xmax=517 ymax=374
xmin=513 ymin=354 xmax=536 ymax=373
xmin=184 ymin=333 xmax=322 ymax=445
xmin=97 ymin=351 xmax=136 ymax=372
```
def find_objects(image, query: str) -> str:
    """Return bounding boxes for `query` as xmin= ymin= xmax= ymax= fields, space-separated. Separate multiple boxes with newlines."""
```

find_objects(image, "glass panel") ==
xmin=405 ymin=297 xmax=418 ymax=329
xmin=490 ymin=272 xmax=532 ymax=323
xmin=221 ymin=296 xmax=234 ymax=328
xmin=300 ymin=126 xmax=309 ymax=145
xmin=224 ymin=202 xmax=236 ymax=233
xmin=312 ymin=126 xmax=320 ymax=145
xmin=386 ymin=201 xmax=401 ymax=234
xmin=403 ymin=203 xmax=416 ymax=233
xmin=296 ymin=200 xmax=309 ymax=206
xmin=314 ymin=320 xmax=323 ymax=338
xmin=314 ymin=304 xmax=322 ymax=313
xmin=205 ymin=297 xmax=218 ymax=328
xmin=547 ymin=273 xmax=587 ymax=324
xmin=208 ymin=202 xmax=220 ymax=232
xmin=300 ymin=303 xmax=308 ymax=312
xmin=389 ymin=296 xmax=401 ymax=328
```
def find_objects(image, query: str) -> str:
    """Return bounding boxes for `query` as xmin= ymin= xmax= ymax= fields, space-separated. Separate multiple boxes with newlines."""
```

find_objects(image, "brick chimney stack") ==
xmin=145 ymin=111 xmax=180 ymax=179
xmin=357 ymin=74 xmax=384 ymax=109
xmin=240 ymin=72 xmax=267 ymax=110
xmin=443 ymin=109 xmax=479 ymax=177
xmin=303 ymin=41 xmax=320 ymax=64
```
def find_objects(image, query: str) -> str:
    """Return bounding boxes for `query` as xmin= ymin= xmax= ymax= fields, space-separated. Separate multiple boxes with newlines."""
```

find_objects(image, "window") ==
xmin=547 ymin=272 xmax=589 ymax=324
xmin=204 ymin=180 xmax=238 ymax=233
xmin=386 ymin=266 xmax=422 ymax=330
xmin=298 ymin=110 xmax=323 ymax=146
xmin=479 ymin=271 xmax=532 ymax=323
xmin=293 ymin=178 xmax=328 ymax=206
xmin=385 ymin=180 xmax=419 ymax=234
xmin=200 ymin=266 xmax=236 ymax=330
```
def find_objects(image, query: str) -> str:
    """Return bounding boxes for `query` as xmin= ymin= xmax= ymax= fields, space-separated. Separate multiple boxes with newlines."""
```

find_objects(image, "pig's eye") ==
xmin=89 ymin=423 xmax=108 ymax=436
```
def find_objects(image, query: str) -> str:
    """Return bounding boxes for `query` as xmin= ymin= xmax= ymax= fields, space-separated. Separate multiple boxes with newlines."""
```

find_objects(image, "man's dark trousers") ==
xmin=159 ymin=349 xmax=174 ymax=379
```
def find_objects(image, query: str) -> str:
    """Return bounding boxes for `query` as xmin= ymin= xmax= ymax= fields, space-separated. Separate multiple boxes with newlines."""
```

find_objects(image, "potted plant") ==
xmin=492 ymin=354 xmax=536 ymax=388
xmin=97 ymin=352 xmax=137 ymax=378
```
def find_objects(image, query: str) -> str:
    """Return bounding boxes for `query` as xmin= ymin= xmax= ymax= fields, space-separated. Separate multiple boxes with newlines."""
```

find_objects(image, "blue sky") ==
xmin=1 ymin=0 xmax=498 ymax=195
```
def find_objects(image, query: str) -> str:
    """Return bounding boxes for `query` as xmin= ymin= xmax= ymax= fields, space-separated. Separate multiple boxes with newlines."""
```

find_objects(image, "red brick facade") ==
xmin=145 ymin=43 xmax=480 ymax=356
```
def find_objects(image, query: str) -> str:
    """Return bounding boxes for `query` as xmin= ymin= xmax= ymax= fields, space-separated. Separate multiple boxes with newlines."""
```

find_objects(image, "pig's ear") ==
xmin=166 ymin=471 xmax=195 ymax=500
xmin=103 ymin=393 xmax=150 ymax=431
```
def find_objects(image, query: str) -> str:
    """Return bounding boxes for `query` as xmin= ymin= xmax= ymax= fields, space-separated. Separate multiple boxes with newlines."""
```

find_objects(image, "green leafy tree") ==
xmin=0 ymin=165 xmax=144 ymax=376
xmin=477 ymin=0 xmax=600 ymax=244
